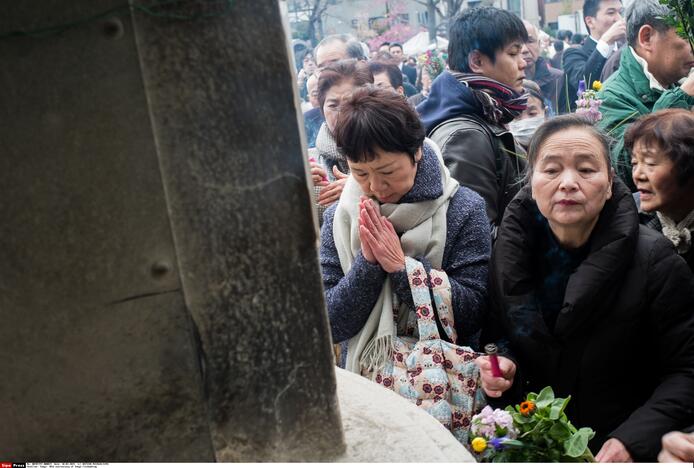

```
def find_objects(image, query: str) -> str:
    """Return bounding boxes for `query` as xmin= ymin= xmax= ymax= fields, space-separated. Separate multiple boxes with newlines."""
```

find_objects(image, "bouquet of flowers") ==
xmin=417 ymin=49 xmax=446 ymax=80
xmin=575 ymin=79 xmax=603 ymax=123
xmin=469 ymin=387 xmax=595 ymax=462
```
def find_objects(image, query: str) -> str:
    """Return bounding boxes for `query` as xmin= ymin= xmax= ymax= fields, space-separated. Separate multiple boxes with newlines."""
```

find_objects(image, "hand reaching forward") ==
xmin=359 ymin=197 xmax=405 ymax=273
xmin=596 ymin=438 xmax=633 ymax=462
xmin=659 ymin=431 xmax=694 ymax=462
xmin=317 ymin=166 xmax=349 ymax=206
xmin=308 ymin=158 xmax=329 ymax=187
xmin=474 ymin=355 xmax=516 ymax=398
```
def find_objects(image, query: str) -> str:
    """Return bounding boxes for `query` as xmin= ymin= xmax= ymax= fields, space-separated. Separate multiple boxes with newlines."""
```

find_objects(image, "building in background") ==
xmin=286 ymin=0 xmax=548 ymax=48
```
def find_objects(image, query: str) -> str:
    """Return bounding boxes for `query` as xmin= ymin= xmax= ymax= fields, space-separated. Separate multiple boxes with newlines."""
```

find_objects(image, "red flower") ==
xmin=412 ymin=277 xmax=422 ymax=286
xmin=434 ymin=277 xmax=443 ymax=286
xmin=376 ymin=374 xmax=382 ymax=383
xmin=416 ymin=399 xmax=423 ymax=406
xmin=423 ymin=347 xmax=432 ymax=354
xmin=396 ymin=353 xmax=404 ymax=362
xmin=432 ymin=354 xmax=443 ymax=364
xmin=383 ymin=377 xmax=393 ymax=387
xmin=434 ymin=385 xmax=444 ymax=395
xmin=444 ymin=359 xmax=453 ymax=369
xmin=423 ymin=383 xmax=433 ymax=393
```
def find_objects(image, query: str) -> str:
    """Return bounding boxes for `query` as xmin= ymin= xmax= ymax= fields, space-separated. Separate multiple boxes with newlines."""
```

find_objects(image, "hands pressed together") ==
xmin=358 ymin=196 xmax=405 ymax=273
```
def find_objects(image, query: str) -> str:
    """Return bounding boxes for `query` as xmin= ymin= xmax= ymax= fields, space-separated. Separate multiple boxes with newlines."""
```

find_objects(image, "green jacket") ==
xmin=597 ymin=47 xmax=694 ymax=191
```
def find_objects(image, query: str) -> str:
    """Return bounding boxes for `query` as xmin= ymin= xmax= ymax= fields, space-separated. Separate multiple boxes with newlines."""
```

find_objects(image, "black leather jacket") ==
xmin=428 ymin=114 xmax=526 ymax=238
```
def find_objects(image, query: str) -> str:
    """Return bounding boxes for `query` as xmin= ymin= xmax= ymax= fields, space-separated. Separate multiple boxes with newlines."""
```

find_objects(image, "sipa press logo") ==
xmin=1 ymin=464 xmax=24 ymax=468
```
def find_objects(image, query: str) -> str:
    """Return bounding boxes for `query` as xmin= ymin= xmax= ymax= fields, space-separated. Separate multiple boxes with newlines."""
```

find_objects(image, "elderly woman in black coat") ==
xmin=477 ymin=115 xmax=694 ymax=462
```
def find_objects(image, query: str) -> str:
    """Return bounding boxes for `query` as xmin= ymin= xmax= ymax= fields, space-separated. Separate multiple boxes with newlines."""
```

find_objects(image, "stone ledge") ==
xmin=333 ymin=367 xmax=476 ymax=462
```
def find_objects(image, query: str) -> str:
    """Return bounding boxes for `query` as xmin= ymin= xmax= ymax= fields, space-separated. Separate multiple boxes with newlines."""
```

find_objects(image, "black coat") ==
xmin=559 ymin=38 xmax=608 ymax=113
xmin=402 ymin=63 xmax=417 ymax=86
xmin=486 ymin=180 xmax=694 ymax=461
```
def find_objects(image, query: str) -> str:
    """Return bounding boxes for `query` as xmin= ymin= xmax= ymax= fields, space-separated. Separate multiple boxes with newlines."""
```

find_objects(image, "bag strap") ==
xmin=406 ymin=257 xmax=458 ymax=343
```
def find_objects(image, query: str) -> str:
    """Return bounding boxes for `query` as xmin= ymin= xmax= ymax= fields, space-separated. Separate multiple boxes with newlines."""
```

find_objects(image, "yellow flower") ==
xmin=471 ymin=437 xmax=488 ymax=453
xmin=592 ymin=80 xmax=602 ymax=91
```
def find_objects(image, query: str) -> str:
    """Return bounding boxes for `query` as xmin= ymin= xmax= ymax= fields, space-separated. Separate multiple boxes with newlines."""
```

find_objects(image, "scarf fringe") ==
xmin=657 ymin=209 xmax=694 ymax=254
xmin=359 ymin=335 xmax=393 ymax=372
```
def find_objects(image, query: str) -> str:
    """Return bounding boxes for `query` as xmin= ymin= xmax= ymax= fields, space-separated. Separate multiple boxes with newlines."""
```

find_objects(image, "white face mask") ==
xmin=509 ymin=115 xmax=545 ymax=147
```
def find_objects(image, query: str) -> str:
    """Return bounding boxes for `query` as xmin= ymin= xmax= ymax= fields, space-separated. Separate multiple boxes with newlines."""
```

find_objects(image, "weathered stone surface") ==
xmin=129 ymin=1 xmax=344 ymax=459
xmin=334 ymin=368 xmax=476 ymax=463
xmin=1 ymin=0 xmax=343 ymax=461
xmin=0 ymin=1 xmax=213 ymax=460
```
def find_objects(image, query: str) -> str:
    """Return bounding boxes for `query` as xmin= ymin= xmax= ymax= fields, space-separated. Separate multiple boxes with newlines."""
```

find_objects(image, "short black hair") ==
xmin=583 ymin=0 xmax=602 ymax=30
xmin=368 ymin=61 xmax=403 ymax=89
xmin=553 ymin=39 xmax=564 ymax=52
xmin=571 ymin=33 xmax=585 ymax=45
xmin=333 ymin=86 xmax=425 ymax=163
xmin=448 ymin=7 xmax=528 ymax=73
xmin=583 ymin=0 xmax=622 ymax=32
xmin=557 ymin=29 xmax=573 ymax=41
xmin=379 ymin=41 xmax=391 ymax=48
xmin=389 ymin=42 xmax=403 ymax=51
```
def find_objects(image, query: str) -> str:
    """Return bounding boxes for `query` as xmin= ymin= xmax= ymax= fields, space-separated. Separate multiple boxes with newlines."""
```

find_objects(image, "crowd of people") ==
xmin=294 ymin=0 xmax=694 ymax=463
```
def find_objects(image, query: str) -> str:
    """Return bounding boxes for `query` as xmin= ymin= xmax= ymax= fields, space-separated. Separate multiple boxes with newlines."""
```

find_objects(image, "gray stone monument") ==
xmin=0 ymin=0 xmax=343 ymax=461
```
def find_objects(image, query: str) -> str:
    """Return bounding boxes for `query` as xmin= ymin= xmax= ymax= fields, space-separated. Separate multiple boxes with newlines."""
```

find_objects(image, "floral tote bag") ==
xmin=364 ymin=257 xmax=486 ymax=443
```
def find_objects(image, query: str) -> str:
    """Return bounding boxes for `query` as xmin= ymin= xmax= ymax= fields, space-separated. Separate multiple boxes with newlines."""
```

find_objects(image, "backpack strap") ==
xmin=428 ymin=115 xmax=506 ymax=218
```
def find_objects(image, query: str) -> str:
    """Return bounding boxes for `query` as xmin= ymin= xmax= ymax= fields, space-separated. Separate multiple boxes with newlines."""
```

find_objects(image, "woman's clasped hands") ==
xmin=358 ymin=196 xmax=405 ymax=273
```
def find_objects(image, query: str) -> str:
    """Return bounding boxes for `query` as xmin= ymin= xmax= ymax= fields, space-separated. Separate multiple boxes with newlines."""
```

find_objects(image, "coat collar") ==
xmin=493 ymin=179 xmax=639 ymax=340
xmin=615 ymin=46 xmax=665 ymax=103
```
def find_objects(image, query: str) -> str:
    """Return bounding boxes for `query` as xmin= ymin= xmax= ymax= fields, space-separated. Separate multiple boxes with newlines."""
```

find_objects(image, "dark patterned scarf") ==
xmin=450 ymin=72 xmax=527 ymax=124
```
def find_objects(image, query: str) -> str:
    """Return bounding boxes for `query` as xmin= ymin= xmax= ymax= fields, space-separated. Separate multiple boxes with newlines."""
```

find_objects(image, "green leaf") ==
xmin=549 ymin=396 xmax=571 ymax=420
xmin=564 ymin=427 xmax=595 ymax=458
xmin=549 ymin=421 xmax=572 ymax=441
xmin=535 ymin=386 xmax=555 ymax=409
xmin=513 ymin=412 xmax=531 ymax=425
xmin=526 ymin=392 xmax=538 ymax=401
xmin=501 ymin=439 xmax=525 ymax=449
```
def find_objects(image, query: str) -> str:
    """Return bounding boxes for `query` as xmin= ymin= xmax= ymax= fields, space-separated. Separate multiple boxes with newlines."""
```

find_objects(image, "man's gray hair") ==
xmin=314 ymin=34 xmax=366 ymax=60
xmin=626 ymin=0 xmax=671 ymax=47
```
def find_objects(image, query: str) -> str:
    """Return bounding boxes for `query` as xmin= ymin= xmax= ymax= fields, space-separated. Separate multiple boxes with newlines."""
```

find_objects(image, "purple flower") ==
xmin=471 ymin=406 xmax=517 ymax=440
xmin=490 ymin=437 xmax=508 ymax=451
xmin=577 ymin=79 xmax=586 ymax=96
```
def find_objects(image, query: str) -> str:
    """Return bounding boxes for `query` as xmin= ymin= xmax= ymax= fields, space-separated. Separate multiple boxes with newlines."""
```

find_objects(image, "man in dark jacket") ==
xmin=417 ymin=6 xmax=528 ymax=238
xmin=559 ymin=0 xmax=625 ymax=112
xmin=550 ymin=39 xmax=564 ymax=69
xmin=597 ymin=0 xmax=694 ymax=191
xmin=390 ymin=42 xmax=417 ymax=85
xmin=522 ymin=20 xmax=564 ymax=114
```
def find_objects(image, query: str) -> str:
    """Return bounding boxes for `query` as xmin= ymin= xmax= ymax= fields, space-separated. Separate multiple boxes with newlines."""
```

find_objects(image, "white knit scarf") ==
xmin=657 ymin=209 xmax=694 ymax=254
xmin=332 ymin=139 xmax=459 ymax=374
